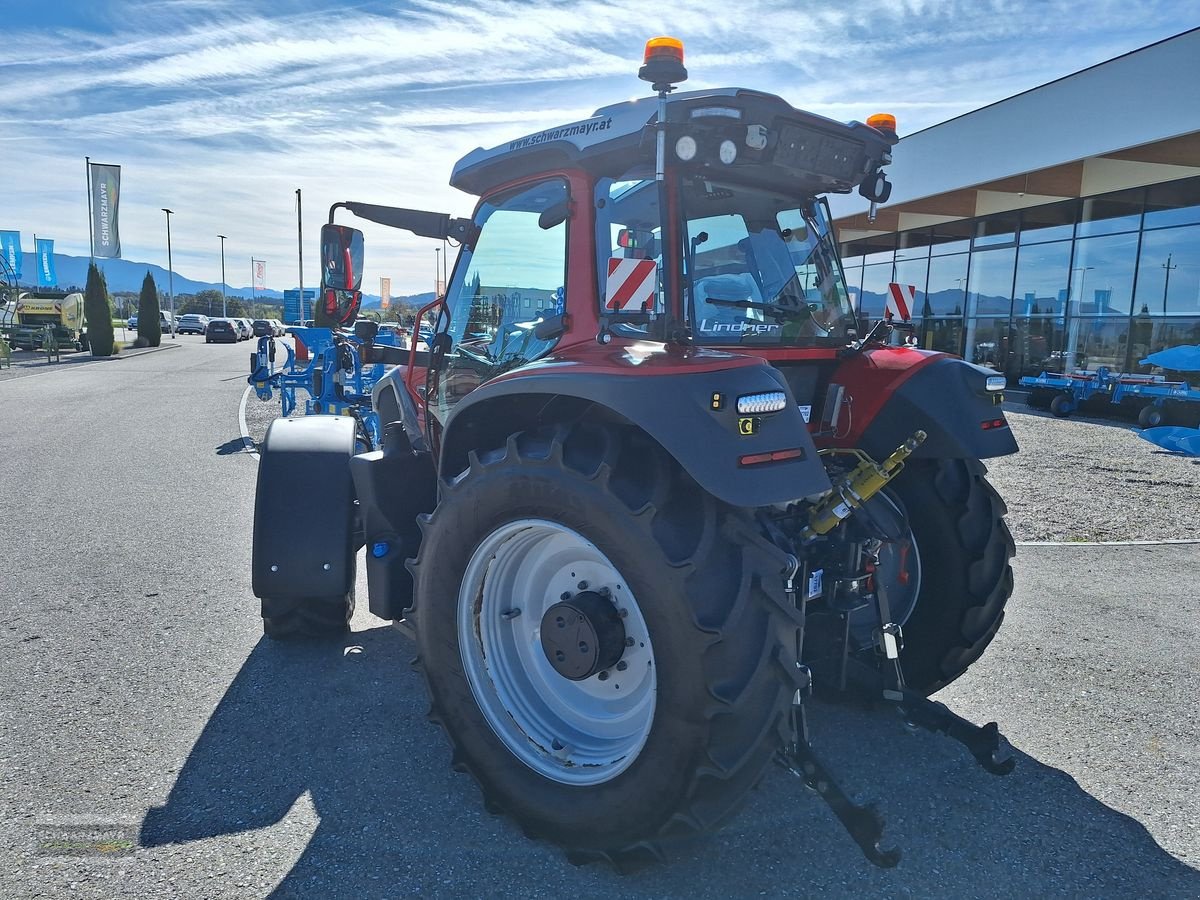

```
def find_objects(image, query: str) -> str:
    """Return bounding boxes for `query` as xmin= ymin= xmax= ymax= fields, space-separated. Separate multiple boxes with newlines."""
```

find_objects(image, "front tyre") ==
xmin=889 ymin=458 xmax=1014 ymax=694
xmin=412 ymin=424 xmax=801 ymax=864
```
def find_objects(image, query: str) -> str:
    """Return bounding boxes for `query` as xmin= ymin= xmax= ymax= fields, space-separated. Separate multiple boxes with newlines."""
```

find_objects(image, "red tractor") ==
xmin=252 ymin=37 xmax=1017 ymax=868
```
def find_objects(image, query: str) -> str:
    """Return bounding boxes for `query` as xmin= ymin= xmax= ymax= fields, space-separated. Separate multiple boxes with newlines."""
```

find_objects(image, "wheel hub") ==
xmin=539 ymin=590 xmax=626 ymax=680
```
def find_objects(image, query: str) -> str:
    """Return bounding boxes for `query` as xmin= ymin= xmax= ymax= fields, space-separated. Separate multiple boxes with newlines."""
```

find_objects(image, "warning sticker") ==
xmin=605 ymin=257 xmax=657 ymax=312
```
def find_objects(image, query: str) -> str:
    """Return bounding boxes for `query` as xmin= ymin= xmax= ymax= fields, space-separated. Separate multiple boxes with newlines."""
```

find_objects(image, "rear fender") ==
xmin=441 ymin=361 xmax=832 ymax=507
xmin=252 ymin=416 xmax=358 ymax=600
xmin=852 ymin=355 xmax=1018 ymax=460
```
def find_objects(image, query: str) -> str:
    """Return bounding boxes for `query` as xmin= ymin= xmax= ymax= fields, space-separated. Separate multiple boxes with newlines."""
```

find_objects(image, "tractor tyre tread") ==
xmin=889 ymin=457 xmax=1015 ymax=694
xmin=261 ymin=591 xmax=354 ymax=639
xmin=409 ymin=423 xmax=801 ymax=868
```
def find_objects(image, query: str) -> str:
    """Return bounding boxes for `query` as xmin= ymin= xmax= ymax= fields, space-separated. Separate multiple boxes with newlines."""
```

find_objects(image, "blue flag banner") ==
xmin=0 ymin=231 xmax=21 ymax=280
xmin=36 ymin=239 xmax=56 ymax=287
xmin=89 ymin=162 xmax=122 ymax=258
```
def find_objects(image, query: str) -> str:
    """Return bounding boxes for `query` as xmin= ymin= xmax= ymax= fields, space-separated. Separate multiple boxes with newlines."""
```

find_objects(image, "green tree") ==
xmin=85 ymin=263 xmax=115 ymax=356
xmin=138 ymin=271 xmax=162 ymax=347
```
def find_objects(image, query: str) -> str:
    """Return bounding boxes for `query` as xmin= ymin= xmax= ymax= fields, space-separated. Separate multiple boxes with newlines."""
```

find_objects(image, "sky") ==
xmin=1 ymin=1 xmax=1195 ymax=295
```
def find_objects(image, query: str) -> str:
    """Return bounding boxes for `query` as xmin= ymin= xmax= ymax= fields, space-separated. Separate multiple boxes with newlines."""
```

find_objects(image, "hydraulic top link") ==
xmin=800 ymin=430 xmax=927 ymax=542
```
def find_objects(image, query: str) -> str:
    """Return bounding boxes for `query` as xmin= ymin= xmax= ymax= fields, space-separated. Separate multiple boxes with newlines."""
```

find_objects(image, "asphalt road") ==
xmin=0 ymin=339 xmax=1196 ymax=898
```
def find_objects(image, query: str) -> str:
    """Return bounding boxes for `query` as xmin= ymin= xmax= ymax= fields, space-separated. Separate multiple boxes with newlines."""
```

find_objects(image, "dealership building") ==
xmin=829 ymin=27 xmax=1200 ymax=380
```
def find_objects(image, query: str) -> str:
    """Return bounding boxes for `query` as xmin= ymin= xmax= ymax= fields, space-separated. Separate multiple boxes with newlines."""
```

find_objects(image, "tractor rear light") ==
xmin=737 ymin=391 xmax=787 ymax=414
xmin=719 ymin=140 xmax=738 ymax=164
xmin=675 ymin=135 xmax=697 ymax=161
xmin=739 ymin=448 xmax=805 ymax=467
xmin=980 ymin=418 xmax=1008 ymax=430
xmin=986 ymin=375 xmax=1006 ymax=391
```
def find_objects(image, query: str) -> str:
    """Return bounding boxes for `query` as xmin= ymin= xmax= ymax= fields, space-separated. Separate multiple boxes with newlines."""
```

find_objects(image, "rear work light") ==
xmin=980 ymin=418 xmax=1008 ymax=430
xmin=985 ymin=375 xmax=1006 ymax=391
xmin=739 ymin=448 xmax=806 ymax=467
xmin=737 ymin=391 xmax=787 ymax=414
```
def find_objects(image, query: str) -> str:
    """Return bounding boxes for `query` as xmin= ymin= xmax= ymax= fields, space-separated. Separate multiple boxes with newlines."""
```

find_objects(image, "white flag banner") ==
xmin=253 ymin=259 xmax=266 ymax=291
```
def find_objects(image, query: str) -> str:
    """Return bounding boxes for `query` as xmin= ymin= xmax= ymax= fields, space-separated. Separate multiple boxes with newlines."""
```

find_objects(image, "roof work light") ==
xmin=639 ymin=36 xmax=688 ymax=90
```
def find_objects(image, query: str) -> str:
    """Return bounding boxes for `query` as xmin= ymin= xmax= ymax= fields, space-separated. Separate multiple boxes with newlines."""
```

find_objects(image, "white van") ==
xmin=159 ymin=310 xmax=177 ymax=334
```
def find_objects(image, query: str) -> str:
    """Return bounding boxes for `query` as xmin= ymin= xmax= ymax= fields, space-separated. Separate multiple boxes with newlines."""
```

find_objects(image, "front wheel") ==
xmin=1049 ymin=393 xmax=1073 ymax=417
xmin=1138 ymin=404 xmax=1165 ymax=428
xmin=412 ymin=424 xmax=801 ymax=864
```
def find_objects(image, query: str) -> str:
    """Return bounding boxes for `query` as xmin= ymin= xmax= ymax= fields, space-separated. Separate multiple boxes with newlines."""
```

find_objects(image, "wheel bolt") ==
xmin=578 ymin=642 xmax=589 ymax=653
xmin=577 ymin=580 xmax=588 ymax=590
xmin=560 ymin=592 xmax=571 ymax=601
xmin=598 ymin=586 xmax=611 ymax=598
xmin=618 ymin=608 xmax=628 ymax=618
xmin=555 ymin=616 xmax=565 ymax=628
xmin=625 ymin=637 xmax=634 ymax=647
xmin=555 ymin=650 xmax=565 ymax=662
xmin=616 ymin=661 xmax=628 ymax=672
xmin=598 ymin=671 xmax=609 ymax=681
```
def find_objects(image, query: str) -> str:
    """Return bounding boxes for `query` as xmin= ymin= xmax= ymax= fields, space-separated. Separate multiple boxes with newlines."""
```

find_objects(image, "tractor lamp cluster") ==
xmin=985 ymin=376 xmax=1006 ymax=392
xmin=737 ymin=391 xmax=788 ymax=415
xmin=674 ymin=133 xmax=741 ymax=165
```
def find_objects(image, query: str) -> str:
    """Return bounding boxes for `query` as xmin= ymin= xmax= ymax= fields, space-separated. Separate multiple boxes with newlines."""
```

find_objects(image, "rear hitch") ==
xmin=777 ymin=555 xmax=900 ymax=868
xmin=776 ymin=743 xmax=901 ymax=868
xmin=895 ymin=688 xmax=1015 ymax=776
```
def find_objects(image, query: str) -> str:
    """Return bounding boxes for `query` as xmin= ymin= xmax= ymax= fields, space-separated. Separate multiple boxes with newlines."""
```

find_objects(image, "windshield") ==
xmin=682 ymin=180 xmax=855 ymax=346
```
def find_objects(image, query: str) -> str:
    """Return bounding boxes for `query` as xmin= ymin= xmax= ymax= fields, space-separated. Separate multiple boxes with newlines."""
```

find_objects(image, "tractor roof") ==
xmin=450 ymin=87 xmax=895 ymax=200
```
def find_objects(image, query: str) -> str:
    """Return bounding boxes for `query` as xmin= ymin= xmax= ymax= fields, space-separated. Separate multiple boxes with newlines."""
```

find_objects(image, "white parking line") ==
xmin=238 ymin=384 xmax=259 ymax=459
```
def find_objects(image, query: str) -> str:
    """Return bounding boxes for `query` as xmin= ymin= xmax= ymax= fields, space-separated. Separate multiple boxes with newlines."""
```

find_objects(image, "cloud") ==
xmin=1 ymin=0 xmax=1192 ymax=292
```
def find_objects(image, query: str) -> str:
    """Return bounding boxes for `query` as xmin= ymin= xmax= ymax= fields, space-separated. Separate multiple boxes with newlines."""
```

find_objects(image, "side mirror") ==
xmin=320 ymin=224 xmax=364 ymax=292
xmin=318 ymin=224 xmax=365 ymax=328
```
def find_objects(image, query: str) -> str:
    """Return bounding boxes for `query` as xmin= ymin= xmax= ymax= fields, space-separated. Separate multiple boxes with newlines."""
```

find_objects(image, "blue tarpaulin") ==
xmin=1140 ymin=345 xmax=1200 ymax=372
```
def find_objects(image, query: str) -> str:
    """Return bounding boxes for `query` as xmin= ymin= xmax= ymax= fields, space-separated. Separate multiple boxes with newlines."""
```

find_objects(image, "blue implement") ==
xmin=1135 ymin=425 xmax=1200 ymax=457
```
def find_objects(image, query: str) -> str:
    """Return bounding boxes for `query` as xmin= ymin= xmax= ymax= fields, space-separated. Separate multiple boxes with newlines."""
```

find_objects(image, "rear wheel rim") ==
xmin=457 ymin=519 xmax=656 ymax=786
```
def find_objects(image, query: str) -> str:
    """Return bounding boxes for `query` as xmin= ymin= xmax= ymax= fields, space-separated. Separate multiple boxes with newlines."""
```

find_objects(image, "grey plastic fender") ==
xmin=441 ymin=360 xmax=831 ymax=508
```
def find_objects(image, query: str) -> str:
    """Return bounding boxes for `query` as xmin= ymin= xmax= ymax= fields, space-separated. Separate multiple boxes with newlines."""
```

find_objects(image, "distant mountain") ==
xmin=13 ymin=252 xmax=433 ymax=309
xmin=16 ymin=251 xmax=283 ymax=299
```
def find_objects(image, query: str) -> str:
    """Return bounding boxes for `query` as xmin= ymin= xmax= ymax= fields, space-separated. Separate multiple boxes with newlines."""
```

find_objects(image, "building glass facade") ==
xmin=840 ymin=175 xmax=1200 ymax=380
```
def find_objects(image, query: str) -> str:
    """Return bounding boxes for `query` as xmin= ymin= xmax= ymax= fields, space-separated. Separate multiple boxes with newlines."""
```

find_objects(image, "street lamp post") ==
xmin=162 ymin=208 xmax=176 ymax=339
xmin=434 ymin=247 xmax=441 ymax=295
xmin=218 ymin=234 xmax=228 ymax=318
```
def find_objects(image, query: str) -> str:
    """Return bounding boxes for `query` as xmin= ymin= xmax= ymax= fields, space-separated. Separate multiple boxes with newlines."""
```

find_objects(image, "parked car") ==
xmin=205 ymin=319 xmax=239 ymax=344
xmin=239 ymin=318 xmax=254 ymax=340
xmin=159 ymin=311 xmax=177 ymax=335
xmin=127 ymin=315 xmax=138 ymax=330
xmin=177 ymin=314 xmax=209 ymax=335
xmin=231 ymin=318 xmax=252 ymax=340
xmin=269 ymin=318 xmax=286 ymax=337
xmin=251 ymin=319 xmax=275 ymax=337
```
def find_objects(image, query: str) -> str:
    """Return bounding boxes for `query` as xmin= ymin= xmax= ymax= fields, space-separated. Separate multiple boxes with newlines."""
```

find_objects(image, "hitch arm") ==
xmin=896 ymin=688 xmax=1015 ymax=776
xmin=777 ymin=745 xmax=901 ymax=868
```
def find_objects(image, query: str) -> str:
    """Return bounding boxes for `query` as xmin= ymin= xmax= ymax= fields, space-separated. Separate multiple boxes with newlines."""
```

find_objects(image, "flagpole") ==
xmin=296 ymin=189 xmax=304 ymax=323
xmin=85 ymin=157 xmax=95 ymax=263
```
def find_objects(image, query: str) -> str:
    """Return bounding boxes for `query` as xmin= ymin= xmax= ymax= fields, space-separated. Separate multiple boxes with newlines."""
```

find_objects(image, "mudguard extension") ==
xmin=443 ymin=361 xmax=832 ymax=507
xmin=859 ymin=357 xmax=1018 ymax=461
xmin=251 ymin=416 xmax=358 ymax=601
xmin=349 ymin=444 xmax=437 ymax=621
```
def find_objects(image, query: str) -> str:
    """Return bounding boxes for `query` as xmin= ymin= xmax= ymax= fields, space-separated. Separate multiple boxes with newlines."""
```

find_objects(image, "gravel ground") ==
xmin=988 ymin=402 xmax=1200 ymax=542
xmin=243 ymin=382 xmax=1200 ymax=544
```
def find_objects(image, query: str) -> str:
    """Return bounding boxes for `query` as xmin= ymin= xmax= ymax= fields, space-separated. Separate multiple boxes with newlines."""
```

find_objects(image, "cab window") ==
xmin=435 ymin=178 xmax=568 ymax=420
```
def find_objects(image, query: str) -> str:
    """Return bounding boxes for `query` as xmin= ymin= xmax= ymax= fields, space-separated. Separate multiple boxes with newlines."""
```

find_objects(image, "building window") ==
xmin=1013 ymin=240 xmax=1072 ymax=317
xmin=926 ymin=252 xmax=968 ymax=316
xmin=1135 ymin=317 xmax=1200 ymax=372
xmin=973 ymin=212 xmax=1018 ymax=248
xmin=1133 ymin=223 xmax=1200 ymax=316
xmin=1077 ymin=187 xmax=1143 ymax=238
xmin=963 ymin=247 xmax=1015 ymax=364
xmin=860 ymin=261 xmax=894 ymax=321
xmin=930 ymin=219 xmax=972 ymax=256
xmin=894 ymin=257 xmax=930 ymax=317
xmin=1019 ymin=199 xmax=1077 ymax=245
xmin=1070 ymin=232 xmax=1139 ymax=316
xmin=896 ymin=228 xmax=932 ymax=261
xmin=1144 ymin=177 xmax=1200 ymax=230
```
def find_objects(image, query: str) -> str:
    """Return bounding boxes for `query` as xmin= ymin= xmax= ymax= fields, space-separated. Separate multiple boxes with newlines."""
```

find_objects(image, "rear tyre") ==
xmin=1049 ymin=394 xmax=1072 ymax=417
xmin=411 ymin=424 xmax=801 ymax=865
xmin=888 ymin=458 xmax=1014 ymax=694
xmin=262 ymin=589 xmax=354 ymax=639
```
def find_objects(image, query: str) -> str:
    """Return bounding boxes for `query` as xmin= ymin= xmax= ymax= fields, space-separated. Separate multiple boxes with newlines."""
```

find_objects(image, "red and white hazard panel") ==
xmin=886 ymin=282 xmax=916 ymax=321
xmin=605 ymin=257 xmax=658 ymax=312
